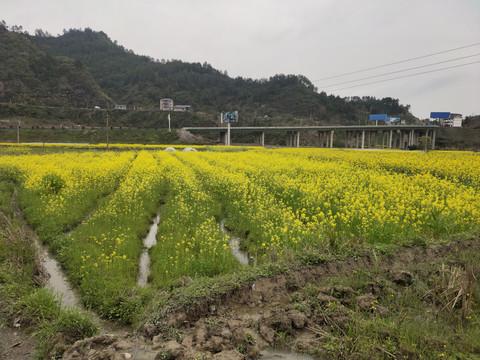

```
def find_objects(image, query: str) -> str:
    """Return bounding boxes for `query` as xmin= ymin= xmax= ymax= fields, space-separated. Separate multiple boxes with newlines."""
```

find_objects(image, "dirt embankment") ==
xmin=62 ymin=238 xmax=480 ymax=360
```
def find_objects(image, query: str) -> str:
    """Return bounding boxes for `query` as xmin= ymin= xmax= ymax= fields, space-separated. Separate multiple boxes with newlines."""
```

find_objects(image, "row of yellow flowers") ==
xmin=149 ymin=152 xmax=239 ymax=286
xmin=0 ymin=151 xmax=135 ymax=239
xmin=61 ymin=151 xmax=167 ymax=322
xmin=282 ymin=148 xmax=480 ymax=188
xmin=0 ymin=142 xmax=206 ymax=151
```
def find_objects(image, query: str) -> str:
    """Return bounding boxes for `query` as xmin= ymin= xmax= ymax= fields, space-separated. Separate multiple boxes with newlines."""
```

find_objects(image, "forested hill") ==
xmin=0 ymin=26 xmax=111 ymax=108
xmin=1 ymin=24 xmax=416 ymax=125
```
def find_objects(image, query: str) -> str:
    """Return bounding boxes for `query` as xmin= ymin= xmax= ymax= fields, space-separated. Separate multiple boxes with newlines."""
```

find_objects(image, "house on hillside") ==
xmin=160 ymin=98 xmax=174 ymax=111
xmin=442 ymin=113 xmax=463 ymax=127
xmin=174 ymin=105 xmax=193 ymax=112
xmin=114 ymin=104 xmax=127 ymax=110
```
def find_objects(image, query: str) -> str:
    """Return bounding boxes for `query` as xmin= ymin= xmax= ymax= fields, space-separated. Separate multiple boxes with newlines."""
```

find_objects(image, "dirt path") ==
xmin=62 ymin=238 xmax=480 ymax=360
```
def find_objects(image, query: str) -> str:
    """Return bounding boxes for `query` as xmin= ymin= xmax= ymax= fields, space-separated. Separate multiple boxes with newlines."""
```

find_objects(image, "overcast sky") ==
xmin=3 ymin=0 xmax=480 ymax=119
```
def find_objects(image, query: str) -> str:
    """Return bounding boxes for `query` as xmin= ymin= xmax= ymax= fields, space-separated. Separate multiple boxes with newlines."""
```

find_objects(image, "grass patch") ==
xmin=289 ymin=245 xmax=480 ymax=359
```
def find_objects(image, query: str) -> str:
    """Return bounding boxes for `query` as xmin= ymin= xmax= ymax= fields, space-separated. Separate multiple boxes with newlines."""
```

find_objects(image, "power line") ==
xmin=331 ymin=60 xmax=480 ymax=91
xmin=314 ymin=42 xmax=480 ymax=82
xmin=321 ymin=53 xmax=480 ymax=89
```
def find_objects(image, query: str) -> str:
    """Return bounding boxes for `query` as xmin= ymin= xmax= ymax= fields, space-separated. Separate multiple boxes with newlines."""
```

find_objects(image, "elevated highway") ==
xmin=182 ymin=125 xmax=438 ymax=149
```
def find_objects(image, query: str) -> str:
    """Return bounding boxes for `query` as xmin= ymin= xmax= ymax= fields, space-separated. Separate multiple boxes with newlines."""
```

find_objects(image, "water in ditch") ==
xmin=137 ymin=213 xmax=161 ymax=287
xmin=11 ymin=188 xmax=82 ymax=309
xmin=35 ymin=238 xmax=80 ymax=308
xmin=220 ymin=219 xmax=250 ymax=265
xmin=34 ymin=238 xmax=129 ymax=334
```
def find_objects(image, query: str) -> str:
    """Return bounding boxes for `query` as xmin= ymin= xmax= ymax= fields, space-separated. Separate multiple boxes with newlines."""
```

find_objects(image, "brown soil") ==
xmin=60 ymin=238 xmax=480 ymax=360
xmin=0 ymin=324 xmax=37 ymax=360
xmin=176 ymin=129 xmax=203 ymax=144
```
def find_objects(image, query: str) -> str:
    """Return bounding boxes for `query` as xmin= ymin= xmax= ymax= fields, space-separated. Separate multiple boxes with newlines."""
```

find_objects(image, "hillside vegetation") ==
xmin=0 ymin=23 xmax=416 ymax=128
xmin=0 ymin=26 xmax=111 ymax=108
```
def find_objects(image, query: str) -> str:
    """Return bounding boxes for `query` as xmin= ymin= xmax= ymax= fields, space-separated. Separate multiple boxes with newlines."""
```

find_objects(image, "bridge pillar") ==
xmin=388 ymin=130 xmax=393 ymax=149
xmin=361 ymin=130 xmax=365 ymax=149
xmin=413 ymin=130 xmax=419 ymax=146
xmin=330 ymin=130 xmax=334 ymax=148
xmin=318 ymin=131 xmax=324 ymax=147
xmin=220 ymin=131 xmax=228 ymax=145
xmin=432 ymin=129 xmax=436 ymax=150
xmin=254 ymin=131 xmax=265 ymax=146
xmin=286 ymin=131 xmax=299 ymax=147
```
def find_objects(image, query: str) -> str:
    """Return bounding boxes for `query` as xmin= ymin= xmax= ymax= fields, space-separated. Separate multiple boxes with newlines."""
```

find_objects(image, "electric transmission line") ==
xmin=314 ymin=42 xmax=480 ymax=82
xmin=331 ymin=60 xmax=480 ymax=91
xmin=321 ymin=53 xmax=480 ymax=89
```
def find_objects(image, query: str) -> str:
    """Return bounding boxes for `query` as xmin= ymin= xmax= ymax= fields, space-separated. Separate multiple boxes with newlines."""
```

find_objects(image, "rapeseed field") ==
xmin=1 ymin=146 xmax=479 ymax=323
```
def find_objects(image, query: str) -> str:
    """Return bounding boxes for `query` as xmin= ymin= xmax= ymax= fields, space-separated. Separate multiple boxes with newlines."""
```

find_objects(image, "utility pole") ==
xmin=227 ymin=122 xmax=231 ymax=146
xmin=106 ymin=113 xmax=109 ymax=150
xmin=17 ymin=120 xmax=20 ymax=143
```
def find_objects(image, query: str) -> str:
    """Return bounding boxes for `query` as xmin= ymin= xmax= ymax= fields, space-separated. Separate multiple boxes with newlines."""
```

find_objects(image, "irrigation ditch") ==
xmin=138 ymin=213 xmax=161 ymax=287
xmin=220 ymin=219 xmax=250 ymax=266
xmin=11 ymin=188 xmax=131 ymax=334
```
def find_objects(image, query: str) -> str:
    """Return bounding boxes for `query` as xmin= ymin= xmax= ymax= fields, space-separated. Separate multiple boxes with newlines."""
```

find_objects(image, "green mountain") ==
xmin=0 ymin=26 xmax=111 ymax=108
xmin=1 ymin=24 xmax=416 ymax=126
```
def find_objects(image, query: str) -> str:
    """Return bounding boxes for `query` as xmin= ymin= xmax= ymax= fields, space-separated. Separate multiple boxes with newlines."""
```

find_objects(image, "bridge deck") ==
xmin=183 ymin=125 xmax=437 ymax=132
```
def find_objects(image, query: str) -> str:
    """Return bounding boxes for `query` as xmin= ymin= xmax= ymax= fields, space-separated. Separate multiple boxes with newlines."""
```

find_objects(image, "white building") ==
xmin=442 ymin=113 xmax=463 ymax=127
xmin=160 ymin=98 xmax=174 ymax=111
xmin=174 ymin=105 xmax=193 ymax=112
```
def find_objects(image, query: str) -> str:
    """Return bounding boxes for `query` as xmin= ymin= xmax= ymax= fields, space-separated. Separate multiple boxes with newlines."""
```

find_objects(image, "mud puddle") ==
xmin=220 ymin=218 xmax=250 ymax=265
xmin=137 ymin=213 xmax=161 ymax=287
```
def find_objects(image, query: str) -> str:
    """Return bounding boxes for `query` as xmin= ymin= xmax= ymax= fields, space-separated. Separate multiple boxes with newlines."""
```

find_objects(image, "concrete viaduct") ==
xmin=182 ymin=125 xmax=438 ymax=149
